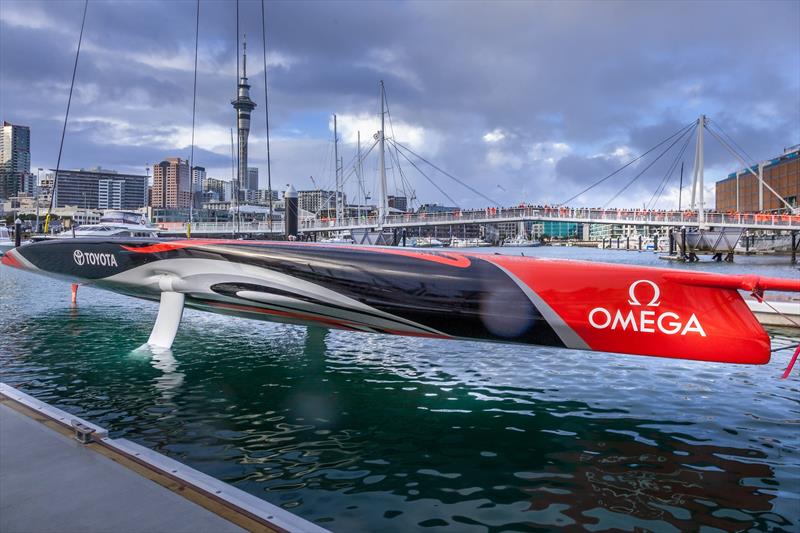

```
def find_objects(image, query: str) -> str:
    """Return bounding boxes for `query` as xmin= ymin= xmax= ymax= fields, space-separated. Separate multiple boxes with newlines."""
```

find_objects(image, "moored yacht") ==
xmin=56 ymin=211 xmax=159 ymax=239
xmin=0 ymin=226 xmax=13 ymax=255
xmin=502 ymin=234 xmax=540 ymax=247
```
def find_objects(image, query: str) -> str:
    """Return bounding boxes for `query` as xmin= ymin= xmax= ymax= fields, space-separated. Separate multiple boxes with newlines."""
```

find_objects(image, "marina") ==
xmin=1 ymin=0 xmax=799 ymax=531
xmin=1 ymin=247 xmax=798 ymax=531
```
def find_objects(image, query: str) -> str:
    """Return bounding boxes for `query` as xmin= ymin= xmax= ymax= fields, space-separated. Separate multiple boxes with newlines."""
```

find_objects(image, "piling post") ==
xmin=284 ymin=185 xmax=298 ymax=240
xmin=668 ymin=230 xmax=675 ymax=255
xmin=653 ymin=234 xmax=658 ymax=252
xmin=402 ymin=228 xmax=407 ymax=247
xmin=792 ymin=231 xmax=797 ymax=264
xmin=617 ymin=237 xmax=621 ymax=249
xmin=626 ymin=236 xmax=630 ymax=250
xmin=745 ymin=233 xmax=750 ymax=254
xmin=638 ymin=235 xmax=642 ymax=250
xmin=680 ymin=227 xmax=687 ymax=260
xmin=14 ymin=218 xmax=22 ymax=247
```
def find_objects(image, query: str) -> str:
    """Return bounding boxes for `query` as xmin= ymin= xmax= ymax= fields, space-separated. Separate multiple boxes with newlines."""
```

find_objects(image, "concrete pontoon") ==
xmin=0 ymin=383 xmax=327 ymax=533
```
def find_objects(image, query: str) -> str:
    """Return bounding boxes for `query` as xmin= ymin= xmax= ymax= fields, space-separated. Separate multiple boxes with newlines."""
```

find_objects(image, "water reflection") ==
xmin=130 ymin=344 xmax=185 ymax=402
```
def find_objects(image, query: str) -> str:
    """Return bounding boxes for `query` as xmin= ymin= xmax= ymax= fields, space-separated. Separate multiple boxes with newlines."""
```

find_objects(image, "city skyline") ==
xmin=0 ymin=0 xmax=798 ymax=210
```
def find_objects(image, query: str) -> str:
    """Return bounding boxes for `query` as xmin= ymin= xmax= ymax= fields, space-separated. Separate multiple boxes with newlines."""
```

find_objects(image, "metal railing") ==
xmin=301 ymin=207 xmax=800 ymax=232
xmin=159 ymin=221 xmax=284 ymax=234
xmin=156 ymin=208 xmax=800 ymax=235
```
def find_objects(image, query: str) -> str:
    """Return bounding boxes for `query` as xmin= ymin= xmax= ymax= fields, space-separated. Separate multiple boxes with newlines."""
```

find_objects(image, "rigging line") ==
xmin=650 ymin=129 xmax=693 ymax=209
xmin=646 ymin=126 xmax=694 ymax=209
xmin=188 ymin=0 xmax=200 ymax=229
xmin=381 ymin=84 xmax=410 ymax=199
xmin=314 ymin=139 xmax=379 ymax=215
xmin=603 ymin=123 xmax=694 ymax=208
xmin=557 ymin=120 xmax=696 ymax=207
xmin=705 ymin=126 xmax=794 ymax=211
xmin=390 ymin=139 xmax=460 ymax=207
xmin=707 ymin=119 xmax=756 ymax=165
xmin=234 ymin=0 xmax=240 ymax=234
xmin=261 ymin=0 xmax=273 ymax=226
xmin=392 ymin=139 xmax=500 ymax=207
xmin=44 ymin=0 xmax=88 ymax=234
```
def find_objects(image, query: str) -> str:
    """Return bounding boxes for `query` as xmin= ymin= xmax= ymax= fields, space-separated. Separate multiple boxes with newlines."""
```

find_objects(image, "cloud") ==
xmin=483 ymin=129 xmax=506 ymax=143
xmin=1 ymin=0 xmax=797 ymax=209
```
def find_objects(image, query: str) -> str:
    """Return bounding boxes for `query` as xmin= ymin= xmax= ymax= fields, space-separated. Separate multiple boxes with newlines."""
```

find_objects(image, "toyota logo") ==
xmin=73 ymin=250 xmax=85 ymax=266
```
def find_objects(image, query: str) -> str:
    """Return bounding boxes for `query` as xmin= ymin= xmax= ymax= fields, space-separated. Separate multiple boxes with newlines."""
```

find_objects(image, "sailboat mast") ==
xmin=697 ymin=114 xmax=705 ymax=226
xmin=378 ymin=80 xmax=387 ymax=225
xmin=334 ymin=114 xmax=341 ymax=221
xmin=357 ymin=130 xmax=362 ymax=220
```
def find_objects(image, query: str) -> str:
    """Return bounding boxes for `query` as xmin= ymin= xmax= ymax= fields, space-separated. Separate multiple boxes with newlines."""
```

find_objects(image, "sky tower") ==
xmin=231 ymin=35 xmax=256 ymax=194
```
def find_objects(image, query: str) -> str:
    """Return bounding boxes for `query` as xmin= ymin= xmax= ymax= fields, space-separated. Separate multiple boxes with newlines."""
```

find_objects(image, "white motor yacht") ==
xmin=0 ymin=226 xmax=13 ymax=255
xmin=56 ymin=211 xmax=159 ymax=239
xmin=450 ymin=237 xmax=493 ymax=248
xmin=412 ymin=237 xmax=444 ymax=248
xmin=320 ymin=232 xmax=355 ymax=244
xmin=501 ymin=235 xmax=540 ymax=247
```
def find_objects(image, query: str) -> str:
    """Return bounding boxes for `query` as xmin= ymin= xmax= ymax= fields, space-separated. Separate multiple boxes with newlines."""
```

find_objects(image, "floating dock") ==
xmin=0 ymin=383 xmax=327 ymax=533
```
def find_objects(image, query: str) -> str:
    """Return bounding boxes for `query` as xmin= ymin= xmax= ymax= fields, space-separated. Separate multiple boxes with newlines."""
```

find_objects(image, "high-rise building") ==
xmin=716 ymin=145 xmax=799 ymax=212
xmin=0 ymin=121 xmax=31 ymax=199
xmin=231 ymin=37 xmax=256 ymax=193
xmin=298 ymin=189 xmax=346 ymax=214
xmin=247 ymin=167 xmax=259 ymax=190
xmin=51 ymin=167 xmax=148 ymax=209
xmin=388 ymin=195 xmax=408 ymax=212
xmin=203 ymin=177 xmax=234 ymax=202
xmin=152 ymin=158 xmax=191 ymax=208
xmin=192 ymin=166 xmax=206 ymax=191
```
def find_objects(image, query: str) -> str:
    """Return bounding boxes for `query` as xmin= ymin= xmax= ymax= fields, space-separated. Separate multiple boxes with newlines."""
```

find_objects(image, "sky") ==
xmin=1 ymin=0 xmax=798 ymax=210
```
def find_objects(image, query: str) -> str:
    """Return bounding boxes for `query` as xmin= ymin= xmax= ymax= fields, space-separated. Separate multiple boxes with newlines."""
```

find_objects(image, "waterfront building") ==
xmin=417 ymin=203 xmax=458 ymax=214
xmin=152 ymin=158 xmax=191 ymax=209
xmin=253 ymin=188 xmax=279 ymax=205
xmin=50 ymin=167 xmax=148 ymax=210
xmin=203 ymin=177 xmax=234 ymax=202
xmin=298 ymin=189 xmax=346 ymax=215
xmin=0 ymin=121 xmax=31 ymax=200
xmin=231 ymin=37 xmax=256 ymax=193
xmin=542 ymin=221 xmax=581 ymax=239
xmin=191 ymin=166 xmax=206 ymax=207
xmin=388 ymin=195 xmax=408 ymax=212
xmin=247 ymin=167 xmax=259 ymax=191
xmin=716 ymin=145 xmax=799 ymax=212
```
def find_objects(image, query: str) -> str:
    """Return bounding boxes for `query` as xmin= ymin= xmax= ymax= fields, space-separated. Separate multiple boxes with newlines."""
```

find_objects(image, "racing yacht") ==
xmin=3 ymin=238 xmax=798 ymax=373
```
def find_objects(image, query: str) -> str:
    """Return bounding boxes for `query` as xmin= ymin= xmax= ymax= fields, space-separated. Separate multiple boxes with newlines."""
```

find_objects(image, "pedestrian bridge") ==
xmin=157 ymin=207 xmax=800 ymax=236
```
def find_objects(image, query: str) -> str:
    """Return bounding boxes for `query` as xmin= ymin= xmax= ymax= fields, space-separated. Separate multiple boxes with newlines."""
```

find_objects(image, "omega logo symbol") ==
xmin=627 ymin=279 xmax=660 ymax=307
xmin=73 ymin=250 xmax=85 ymax=266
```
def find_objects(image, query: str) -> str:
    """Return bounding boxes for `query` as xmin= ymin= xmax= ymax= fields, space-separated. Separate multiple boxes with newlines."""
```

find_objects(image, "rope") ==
xmin=390 ymin=140 xmax=460 ymax=207
xmin=44 ymin=0 xmax=88 ymax=234
xmin=707 ymin=119 xmax=756 ymax=166
xmin=392 ymin=139 xmax=499 ymax=207
xmin=234 ymin=0 xmax=240 ymax=235
xmin=646 ymin=126 xmax=694 ymax=209
xmin=187 ymin=0 xmax=200 ymax=235
xmin=261 ymin=0 xmax=273 ymax=227
xmin=604 ymin=123 xmax=695 ymax=207
xmin=753 ymin=297 xmax=800 ymax=379
xmin=557 ymin=121 xmax=695 ymax=207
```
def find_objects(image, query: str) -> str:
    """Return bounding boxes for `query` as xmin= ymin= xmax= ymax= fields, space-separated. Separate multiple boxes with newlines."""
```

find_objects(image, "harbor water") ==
xmin=1 ymin=247 xmax=798 ymax=531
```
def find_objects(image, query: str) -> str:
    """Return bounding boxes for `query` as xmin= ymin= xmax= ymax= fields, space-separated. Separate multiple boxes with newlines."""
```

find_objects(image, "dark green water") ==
xmin=1 ymin=248 xmax=798 ymax=532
